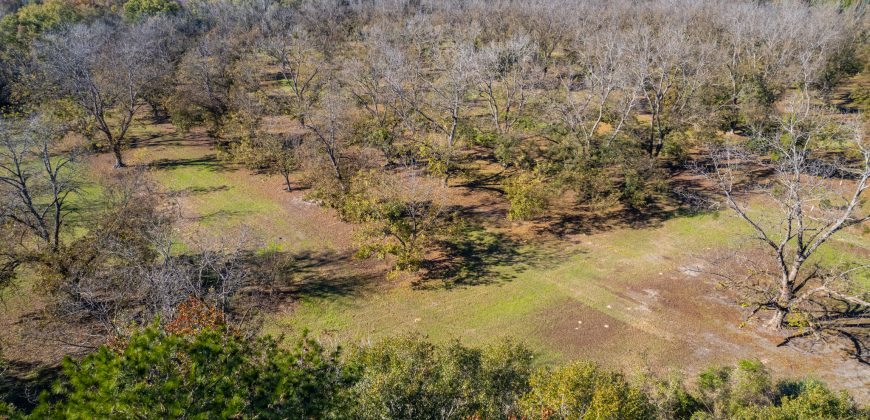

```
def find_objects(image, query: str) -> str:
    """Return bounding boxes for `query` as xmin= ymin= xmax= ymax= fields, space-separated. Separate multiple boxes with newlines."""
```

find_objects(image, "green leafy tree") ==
xmin=691 ymin=360 xmax=866 ymax=419
xmin=346 ymin=335 xmax=533 ymax=419
xmin=695 ymin=359 xmax=775 ymax=417
xmin=0 ymin=0 xmax=81 ymax=49
xmin=477 ymin=338 xmax=535 ymax=418
xmin=620 ymin=156 xmax=667 ymax=211
xmin=737 ymin=381 xmax=863 ymax=420
xmin=122 ymin=0 xmax=180 ymax=22
xmin=520 ymin=361 xmax=654 ymax=419
xmin=503 ymin=171 xmax=551 ymax=221
xmin=30 ymin=326 xmax=349 ymax=419
xmin=644 ymin=373 xmax=703 ymax=419
xmin=349 ymin=170 xmax=447 ymax=274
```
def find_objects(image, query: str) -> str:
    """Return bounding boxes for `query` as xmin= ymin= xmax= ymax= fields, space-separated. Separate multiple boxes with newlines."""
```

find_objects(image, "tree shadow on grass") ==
xmin=175 ymin=185 xmax=231 ymax=195
xmin=191 ymin=209 xmax=255 ymax=224
xmin=535 ymin=167 xmax=722 ymax=238
xmin=277 ymin=249 xmax=380 ymax=299
xmin=0 ymin=360 xmax=61 ymax=412
xmin=127 ymin=128 xmax=216 ymax=150
xmin=416 ymin=226 xmax=580 ymax=290
xmin=237 ymin=249 xmax=382 ymax=311
xmin=148 ymin=154 xmax=236 ymax=173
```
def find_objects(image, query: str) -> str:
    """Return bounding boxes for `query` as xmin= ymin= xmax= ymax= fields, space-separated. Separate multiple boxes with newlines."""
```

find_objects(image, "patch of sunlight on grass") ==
xmin=169 ymin=240 xmax=190 ymax=255
xmin=150 ymin=155 xmax=291 ymax=230
xmin=272 ymin=263 xmax=568 ymax=348
xmin=812 ymin=240 xmax=870 ymax=293
xmin=130 ymin=140 xmax=320 ymax=251
xmin=0 ymin=266 xmax=39 ymax=311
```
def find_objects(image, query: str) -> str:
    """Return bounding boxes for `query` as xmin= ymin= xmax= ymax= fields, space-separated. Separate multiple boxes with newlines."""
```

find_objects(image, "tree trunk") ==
xmin=112 ymin=142 xmax=126 ymax=168
xmin=648 ymin=116 xmax=656 ymax=157
xmin=767 ymin=271 xmax=796 ymax=331
xmin=765 ymin=309 xmax=786 ymax=330
xmin=283 ymin=173 xmax=292 ymax=192
xmin=329 ymin=155 xmax=343 ymax=185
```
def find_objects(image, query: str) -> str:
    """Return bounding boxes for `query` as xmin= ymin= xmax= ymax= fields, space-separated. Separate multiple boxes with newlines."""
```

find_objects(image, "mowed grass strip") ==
xmin=127 ymin=133 xmax=322 ymax=251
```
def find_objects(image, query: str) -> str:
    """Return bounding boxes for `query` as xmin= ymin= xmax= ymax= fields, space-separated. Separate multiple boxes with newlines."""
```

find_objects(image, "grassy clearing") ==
xmin=138 ymin=147 xmax=285 ymax=224
xmin=123 ymin=126 xmax=346 ymax=252
xmin=267 ymin=212 xmax=746 ymax=355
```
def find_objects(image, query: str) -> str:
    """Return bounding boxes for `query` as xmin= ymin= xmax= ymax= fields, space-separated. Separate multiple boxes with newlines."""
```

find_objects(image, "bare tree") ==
xmin=393 ymin=40 xmax=477 ymax=185
xmin=341 ymin=30 xmax=409 ymax=162
xmin=709 ymin=108 xmax=869 ymax=356
xmin=42 ymin=168 xmax=252 ymax=339
xmin=172 ymin=29 xmax=242 ymax=132
xmin=628 ymin=17 xmax=711 ymax=158
xmin=256 ymin=131 xmax=302 ymax=192
xmin=305 ymin=86 xmax=353 ymax=188
xmin=38 ymin=20 xmax=171 ymax=167
xmin=262 ymin=27 xmax=326 ymax=127
xmin=473 ymin=35 xmax=536 ymax=135
xmin=555 ymin=23 xmax=637 ymax=157
xmin=139 ymin=232 xmax=191 ymax=322
xmin=47 ymin=170 xmax=170 ymax=341
xmin=0 ymin=114 xmax=76 ymax=254
xmin=188 ymin=229 xmax=252 ymax=315
xmin=711 ymin=2 xmax=852 ymax=132
xmin=519 ymin=0 xmax=574 ymax=74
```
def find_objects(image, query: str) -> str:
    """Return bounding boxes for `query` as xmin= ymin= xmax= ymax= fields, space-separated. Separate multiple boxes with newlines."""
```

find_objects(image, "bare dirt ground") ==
xmin=582 ymin=265 xmax=869 ymax=402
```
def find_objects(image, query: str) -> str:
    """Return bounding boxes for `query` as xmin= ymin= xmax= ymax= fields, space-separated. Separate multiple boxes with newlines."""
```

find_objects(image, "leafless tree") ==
xmin=555 ymin=23 xmax=637 ymax=157
xmin=296 ymin=0 xmax=354 ymax=56
xmin=519 ymin=0 xmax=574 ymax=74
xmin=0 ymin=114 xmax=76 ymax=254
xmin=38 ymin=20 xmax=171 ymax=167
xmin=262 ymin=27 xmax=326 ymax=127
xmin=472 ymin=35 xmax=536 ymax=135
xmin=187 ymin=229 xmax=253 ymax=315
xmin=434 ymin=41 xmax=479 ymax=144
xmin=376 ymin=28 xmax=434 ymax=147
xmin=709 ymin=107 xmax=869 ymax=357
xmin=397 ymin=39 xmax=478 ymax=185
xmin=45 ymin=170 xmax=253 ymax=341
xmin=305 ymin=86 xmax=354 ymax=188
xmin=173 ymin=29 xmax=244 ymax=131
xmin=627 ymin=14 xmax=712 ymax=158
xmin=139 ymin=233 xmax=191 ymax=323
xmin=341 ymin=29 xmax=410 ymax=162
xmin=257 ymin=131 xmax=303 ymax=192
xmin=46 ymin=169 xmax=170 ymax=341
xmin=710 ymin=2 xmax=854 ymax=131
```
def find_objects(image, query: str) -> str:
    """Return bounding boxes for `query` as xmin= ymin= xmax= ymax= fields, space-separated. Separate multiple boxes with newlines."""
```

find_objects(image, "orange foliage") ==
xmin=164 ymin=297 xmax=226 ymax=336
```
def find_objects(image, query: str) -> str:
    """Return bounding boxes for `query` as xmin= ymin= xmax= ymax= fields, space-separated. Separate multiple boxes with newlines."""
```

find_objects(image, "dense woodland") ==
xmin=0 ymin=0 xmax=869 ymax=418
